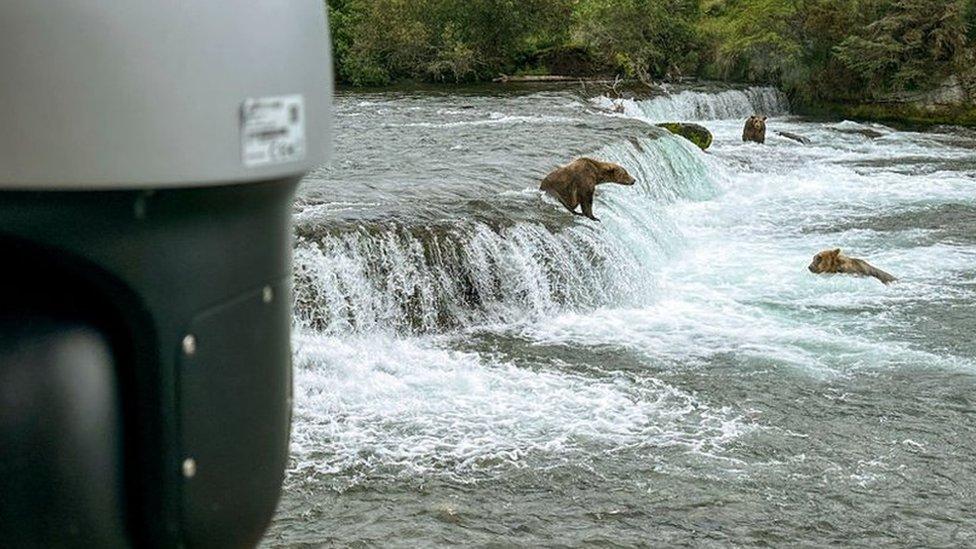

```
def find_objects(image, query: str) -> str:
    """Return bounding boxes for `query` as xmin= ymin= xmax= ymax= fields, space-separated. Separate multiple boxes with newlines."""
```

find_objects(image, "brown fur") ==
xmin=742 ymin=115 xmax=767 ymax=144
xmin=808 ymin=249 xmax=897 ymax=285
xmin=540 ymin=157 xmax=636 ymax=221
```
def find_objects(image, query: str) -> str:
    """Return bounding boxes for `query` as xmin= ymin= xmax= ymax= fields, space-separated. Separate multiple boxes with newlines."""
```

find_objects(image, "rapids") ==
xmin=266 ymin=84 xmax=976 ymax=547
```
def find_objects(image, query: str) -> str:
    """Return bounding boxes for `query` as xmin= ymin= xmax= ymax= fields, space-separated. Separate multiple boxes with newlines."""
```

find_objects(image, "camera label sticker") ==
xmin=240 ymin=94 xmax=306 ymax=168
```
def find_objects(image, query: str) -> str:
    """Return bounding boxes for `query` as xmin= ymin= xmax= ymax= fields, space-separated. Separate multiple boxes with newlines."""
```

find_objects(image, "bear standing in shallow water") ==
xmin=808 ymin=248 xmax=897 ymax=285
xmin=540 ymin=158 xmax=636 ymax=221
xmin=743 ymin=115 xmax=767 ymax=143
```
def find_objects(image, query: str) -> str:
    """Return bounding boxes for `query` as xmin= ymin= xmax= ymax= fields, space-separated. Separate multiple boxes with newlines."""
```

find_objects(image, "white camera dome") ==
xmin=0 ymin=1 xmax=333 ymax=189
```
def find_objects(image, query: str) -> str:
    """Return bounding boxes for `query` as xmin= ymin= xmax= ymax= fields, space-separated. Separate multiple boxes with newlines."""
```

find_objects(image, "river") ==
xmin=263 ymin=84 xmax=976 ymax=547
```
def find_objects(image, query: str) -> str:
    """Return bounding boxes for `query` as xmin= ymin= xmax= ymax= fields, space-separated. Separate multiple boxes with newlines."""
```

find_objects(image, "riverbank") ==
xmin=799 ymin=101 xmax=976 ymax=130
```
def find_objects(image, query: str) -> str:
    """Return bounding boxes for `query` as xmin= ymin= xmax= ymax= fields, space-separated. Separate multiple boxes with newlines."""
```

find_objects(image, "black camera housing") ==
xmin=0 ymin=179 xmax=298 ymax=547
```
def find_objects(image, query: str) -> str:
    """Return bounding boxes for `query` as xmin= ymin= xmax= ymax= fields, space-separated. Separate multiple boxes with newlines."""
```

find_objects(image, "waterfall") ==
xmin=293 ymin=134 xmax=727 ymax=335
xmin=593 ymin=86 xmax=790 ymax=122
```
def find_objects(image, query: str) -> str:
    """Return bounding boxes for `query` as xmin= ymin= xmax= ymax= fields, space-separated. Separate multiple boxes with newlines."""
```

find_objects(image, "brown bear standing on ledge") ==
xmin=742 ymin=115 xmax=767 ymax=144
xmin=808 ymin=249 xmax=897 ymax=285
xmin=540 ymin=157 xmax=636 ymax=221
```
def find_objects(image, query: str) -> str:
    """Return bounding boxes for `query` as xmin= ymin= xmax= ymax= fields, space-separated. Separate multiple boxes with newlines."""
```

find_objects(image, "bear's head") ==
xmin=809 ymin=248 xmax=842 ymax=273
xmin=602 ymin=162 xmax=636 ymax=186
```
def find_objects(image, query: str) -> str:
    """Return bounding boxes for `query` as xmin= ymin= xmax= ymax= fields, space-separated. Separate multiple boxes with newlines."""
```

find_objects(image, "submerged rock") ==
xmin=433 ymin=505 xmax=462 ymax=524
xmin=831 ymin=127 xmax=885 ymax=139
xmin=777 ymin=131 xmax=811 ymax=144
xmin=656 ymin=122 xmax=713 ymax=150
xmin=857 ymin=128 xmax=885 ymax=139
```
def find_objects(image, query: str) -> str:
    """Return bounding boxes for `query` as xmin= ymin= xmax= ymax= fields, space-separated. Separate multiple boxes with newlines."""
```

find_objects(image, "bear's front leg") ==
xmin=581 ymin=189 xmax=599 ymax=222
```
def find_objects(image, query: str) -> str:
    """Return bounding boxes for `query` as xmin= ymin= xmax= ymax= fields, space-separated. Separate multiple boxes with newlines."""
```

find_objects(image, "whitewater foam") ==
xmin=287 ymin=332 xmax=753 ymax=484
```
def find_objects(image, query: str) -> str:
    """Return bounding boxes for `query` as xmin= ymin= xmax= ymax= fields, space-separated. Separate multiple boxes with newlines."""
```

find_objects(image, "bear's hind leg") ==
xmin=545 ymin=187 xmax=581 ymax=216
xmin=557 ymin=199 xmax=583 ymax=217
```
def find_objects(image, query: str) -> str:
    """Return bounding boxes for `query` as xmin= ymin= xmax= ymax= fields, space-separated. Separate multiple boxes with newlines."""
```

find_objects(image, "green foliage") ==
xmin=834 ymin=0 xmax=969 ymax=95
xmin=699 ymin=0 xmax=803 ymax=83
xmin=699 ymin=0 xmax=971 ymax=103
xmin=967 ymin=0 xmax=976 ymax=42
xmin=787 ymin=0 xmax=867 ymax=101
xmin=326 ymin=0 xmax=572 ymax=85
xmin=571 ymin=0 xmax=702 ymax=81
xmin=326 ymin=0 xmax=975 ymax=112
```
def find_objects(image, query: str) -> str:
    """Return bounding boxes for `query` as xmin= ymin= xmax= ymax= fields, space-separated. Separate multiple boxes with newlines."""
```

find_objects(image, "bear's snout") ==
xmin=808 ymin=264 xmax=818 ymax=273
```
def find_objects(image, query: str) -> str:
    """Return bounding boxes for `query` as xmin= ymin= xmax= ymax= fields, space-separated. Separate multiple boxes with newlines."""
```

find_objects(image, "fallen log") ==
xmin=493 ymin=74 xmax=613 ymax=83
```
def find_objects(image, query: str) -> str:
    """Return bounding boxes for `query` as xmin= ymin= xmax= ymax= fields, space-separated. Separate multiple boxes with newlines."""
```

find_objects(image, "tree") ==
xmin=572 ymin=0 xmax=702 ymax=82
xmin=698 ymin=0 xmax=803 ymax=83
xmin=326 ymin=0 xmax=573 ymax=85
xmin=834 ymin=0 xmax=969 ymax=95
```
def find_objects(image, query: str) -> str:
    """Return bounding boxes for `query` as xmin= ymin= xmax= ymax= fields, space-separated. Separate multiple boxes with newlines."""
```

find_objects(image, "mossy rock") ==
xmin=656 ymin=122 xmax=713 ymax=150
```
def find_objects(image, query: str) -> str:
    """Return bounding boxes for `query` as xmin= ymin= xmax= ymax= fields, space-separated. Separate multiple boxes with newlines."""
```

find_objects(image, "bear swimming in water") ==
xmin=808 ymin=249 xmax=897 ymax=285
xmin=742 ymin=115 xmax=767 ymax=144
xmin=540 ymin=157 xmax=635 ymax=221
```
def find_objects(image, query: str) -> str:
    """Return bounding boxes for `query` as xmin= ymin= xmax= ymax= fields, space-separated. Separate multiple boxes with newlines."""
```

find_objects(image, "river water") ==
xmin=264 ymin=84 xmax=976 ymax=547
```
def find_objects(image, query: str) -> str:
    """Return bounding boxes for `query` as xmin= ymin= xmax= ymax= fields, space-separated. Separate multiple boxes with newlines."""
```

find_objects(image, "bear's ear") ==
xmin=831 ymin=248 xmax=841 ymax=256
xmin=762 ymin=116 xmax=768 ymax=122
